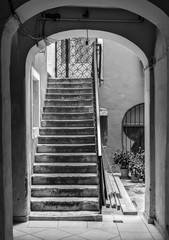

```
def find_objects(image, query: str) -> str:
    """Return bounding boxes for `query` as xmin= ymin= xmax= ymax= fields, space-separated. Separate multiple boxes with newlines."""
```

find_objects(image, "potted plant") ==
xmin=129 ymin=149 xmax=145 ymax=182
xmin=113 ymin=149 xmax=132 ymax=178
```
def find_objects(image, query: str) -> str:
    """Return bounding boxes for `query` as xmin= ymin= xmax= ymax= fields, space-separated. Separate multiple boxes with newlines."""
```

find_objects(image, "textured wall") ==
xmin=99 ymin=39 xmax=144 ymax=161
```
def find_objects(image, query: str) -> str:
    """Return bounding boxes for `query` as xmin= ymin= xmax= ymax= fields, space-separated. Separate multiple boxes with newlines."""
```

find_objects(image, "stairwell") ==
xmin=30 ymin=77 xmax=101 ymax=220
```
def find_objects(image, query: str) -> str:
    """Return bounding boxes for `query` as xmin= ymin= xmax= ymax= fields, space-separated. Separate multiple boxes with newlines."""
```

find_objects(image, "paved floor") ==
xmin=13 ymin=214 xmax=163 ymax=240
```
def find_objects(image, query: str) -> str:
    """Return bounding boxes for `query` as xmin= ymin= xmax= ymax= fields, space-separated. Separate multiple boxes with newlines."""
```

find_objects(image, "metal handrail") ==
xmin=93 ymin=43 xmax=102 ymax=157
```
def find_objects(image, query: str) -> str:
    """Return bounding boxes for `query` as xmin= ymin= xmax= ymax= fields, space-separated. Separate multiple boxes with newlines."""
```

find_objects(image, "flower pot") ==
xmin=131 ymin=174 xmax=140 ymax=183
xmin=120 ymin=168 xmax=129 ymax=178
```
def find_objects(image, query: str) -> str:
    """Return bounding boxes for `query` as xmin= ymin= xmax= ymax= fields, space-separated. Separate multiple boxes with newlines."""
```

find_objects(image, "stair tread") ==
xmin=33 ymin=163 xmax=97 ymax=166
xmin=47 ymin=87 xmax=92 ymax=90
xmin=31 ymin=185 xmax=98 ymax=189
xmin=42 ymin=112 xmax=93 ymax=114
xmin=46 ymin=93 xmax=93 ymax=96
xmin=43 ymin=106 xmax=93 ymax=108
xmin=38 ymin=134 xmax=95 ymax=137
xmin=40 ymin=127 xmax=94 ymax=129
xmin=31 ymin=197 xmax=99 ymax=202
xmin=37 ymin=143 xmax=95 ymax=146
xmin=35 ymin=152 xmax=97 ymax=156
xmin=41 ymin=120 xmax=93 ymax=122
xmin=32 ymin=173 xmax=98 ymax=177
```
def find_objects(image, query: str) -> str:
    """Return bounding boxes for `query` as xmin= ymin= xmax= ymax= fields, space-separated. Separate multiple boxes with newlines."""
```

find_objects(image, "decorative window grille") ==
xmin=122 ymin=103 xmax=144 ymax=154
xmin=55 ymin=37 xmax=96 ymax=78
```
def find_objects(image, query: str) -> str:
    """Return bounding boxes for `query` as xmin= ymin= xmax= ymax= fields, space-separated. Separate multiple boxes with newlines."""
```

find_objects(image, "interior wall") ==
xmin=47 ymin=43 xmax=56 ymax=78
xmin=154 ymin=29 xmax=168 ymax=237
xmin=100 ymin=39 xmax=144 ymax=160
xmin=33 ymin=50 xmax=48 ymax=116
xmin=11 ymin=30 xmax=48 ymax=219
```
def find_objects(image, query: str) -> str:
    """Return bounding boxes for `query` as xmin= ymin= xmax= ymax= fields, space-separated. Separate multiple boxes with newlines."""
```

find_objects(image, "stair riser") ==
xmin=33 ymin=165 xmax=98 ymax=174
xmin=32 ymin=176 xmax=99 ymax=185
xmin=43 ymin=106 xmax=93 ymax=113
xmin=35 ymin=155 xmax=97 ymax=163
xmin=41 ymin=121 xmax=94 ymax=127
xmin=38 ymin=136 xmax=95 ymax=144
xmin=31 ymin=188 xmax=99 ymax=197
xmin=48 ymin=78 xmax=92 ymax=83
xmin=47 ymin=89 xmax=92 ymax=94
xmin=47 ymin=83 xmax=92 ymax=88
xmin=39 ymin=128 xmax=94 ymax=135
xmin=31 ymin=201 xmax=99 ymax=211
xmin=44 ymin=100 xmax=93 ymax=107
xmin=42 ymin=113 xmax=94 ymax=120
xmin=46 ymin=94 xmax=93 ymax=100
xmin=37 ymin=145 xmax=95 ymax=153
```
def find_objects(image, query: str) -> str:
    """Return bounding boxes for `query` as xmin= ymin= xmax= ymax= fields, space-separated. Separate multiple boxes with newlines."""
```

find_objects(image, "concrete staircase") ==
xmin=30 ymin=77 xmax=101 ymax=220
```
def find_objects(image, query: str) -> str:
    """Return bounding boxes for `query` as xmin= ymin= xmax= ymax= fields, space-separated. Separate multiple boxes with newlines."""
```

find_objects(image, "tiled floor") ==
xmin=13 ymin=214 xmax=164 ymax=240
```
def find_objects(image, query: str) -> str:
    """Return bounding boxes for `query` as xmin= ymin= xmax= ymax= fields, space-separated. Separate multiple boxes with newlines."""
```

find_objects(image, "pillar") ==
xmin=144 ymin=66 xmax=156 ymax=222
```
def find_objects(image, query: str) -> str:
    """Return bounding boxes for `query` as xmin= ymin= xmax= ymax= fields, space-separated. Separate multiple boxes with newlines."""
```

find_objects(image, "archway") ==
xmin=1 ymin=1 xmax=169 ymax=239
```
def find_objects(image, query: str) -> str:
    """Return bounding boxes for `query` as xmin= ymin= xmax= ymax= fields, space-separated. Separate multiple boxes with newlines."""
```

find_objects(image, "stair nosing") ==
xmin=31 ymin=197 xmax=99 ymax=202
xmin=33 ymin=162 xmax=97 ymax=166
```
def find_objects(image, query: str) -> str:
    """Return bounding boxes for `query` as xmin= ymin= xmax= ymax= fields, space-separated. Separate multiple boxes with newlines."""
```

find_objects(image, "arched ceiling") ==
xmin=17 ymin=6 xmax=156 ymax=58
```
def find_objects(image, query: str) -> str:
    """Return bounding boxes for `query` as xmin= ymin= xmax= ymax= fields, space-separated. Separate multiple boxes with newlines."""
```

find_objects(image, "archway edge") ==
xmin=46 ymin=29 xmax=148 ymax=67
xmin=17 ymin=0 xmax=169 ymax=43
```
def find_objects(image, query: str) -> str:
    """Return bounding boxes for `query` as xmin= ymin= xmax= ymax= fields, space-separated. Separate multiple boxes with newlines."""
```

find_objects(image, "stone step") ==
xmin=48 ymin=78 xmax=92 ymax=83
xmin=35 ymin=153 xmax=98 ymax=163
xmin=37 ymin=144 xmax=96 ymax=153
xmin=29 ymin=211 xmax=102 ymax=221
xmin=31 ymin=197 xmax=99 ymax=211
xmin=43 ymin=106 xmax=93 ymax=113
xmin=47 ymin=83 xmax=92 ymax=88
xmin=39 ymin=127 xmax=95 ymax=135
xmin=42 ymin=112 xmax=94 ymax=120
xmin=45 ymin=93 xmax=93 ymax=100
xmin=44 ymin=99 xmax=93 ymax=107
xmin=38 ymin=135 xmax=95 ymax=144
xmin=31 ymin=185 xmax=99 ymax=197
xmin=33 ymin=163 xmax=98 ymax=174
xmin=41 ymin=120 xmax=94 ymax=127
xmin=32 ymin=173 xmax=99 ymax=185
xmin=46 ymin=88 xmax=92 ymax=94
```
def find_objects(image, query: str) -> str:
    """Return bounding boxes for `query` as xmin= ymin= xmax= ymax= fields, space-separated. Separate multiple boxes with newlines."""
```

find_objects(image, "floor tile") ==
xmin=103 ymin=215 xmax=115 ymax=222
xmin=58 ymin=221 xmax=87 ymax=228
xmin=13 ymin=229 xmax=27 ymax=239
xmin=28 ymin=220 xmax=58 ymax=228
xmin=120 ymin=232 xmax=154 ymax=240
xmin=111 ymin=237 xmax=121 ymax=240
xmin=117 ymin=223 xmax=148 ymax=232
xmin=78 ymin=229 xmax=117 ymax=240
xmin=13 ymin=222 xmax=29 ymax=229
xmin=96 ymin=227 xmax=119 ymax=236
xmin=150 ymin=232 xmax=164 ymax=240
xmin=15 ymin=234 xmax=43 ymax=240
xmin=114 ymin=215 xmax=143 ymax=224
xmin=58 ymin=227 xmax=91 ymax=235
xmin=15 ymin=227 xmax=49 ymax=235
xmin=33 ymin=228 xmax=72 ymax=240
xmin=145 ymin=224 xmax=161 ymax=233
xmin=62 ymin=235 xmax=87 ymax=240
xmin=88 ymin=221 xmax=117 ymax=229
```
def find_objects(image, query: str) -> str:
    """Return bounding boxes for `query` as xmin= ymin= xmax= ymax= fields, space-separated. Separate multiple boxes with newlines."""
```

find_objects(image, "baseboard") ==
xmin=154 ymin=220 xmax=165 ymax=239
xmin=13 ymin=214 xmax=29 ymax=223
xmin=143 ymin=212 xmax=154 ymax=224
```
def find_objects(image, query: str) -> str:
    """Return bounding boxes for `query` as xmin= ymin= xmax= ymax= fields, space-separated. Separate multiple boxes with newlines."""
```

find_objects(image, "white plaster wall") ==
xmin=47 ymin=43 xmax=55 ymax=77
xmin=100 ymin=39 xmax=144 ymax=159
xmin=33 ymin=50 xmax=48 ymax=115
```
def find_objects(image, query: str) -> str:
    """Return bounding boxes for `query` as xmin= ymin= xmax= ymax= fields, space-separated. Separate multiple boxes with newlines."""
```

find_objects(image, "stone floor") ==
xmin=13 ymin=214 xmax=164 ymax=240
